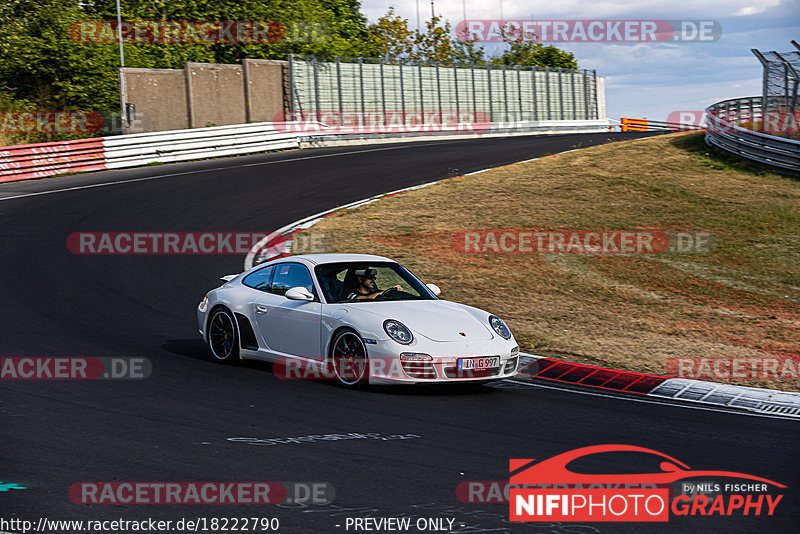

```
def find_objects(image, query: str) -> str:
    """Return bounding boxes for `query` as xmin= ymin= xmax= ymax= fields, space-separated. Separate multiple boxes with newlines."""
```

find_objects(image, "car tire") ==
xmin=330 ymin=329 xmax=369 ymax=388
xmin=207 ymin=307 xmax=240 ymax=364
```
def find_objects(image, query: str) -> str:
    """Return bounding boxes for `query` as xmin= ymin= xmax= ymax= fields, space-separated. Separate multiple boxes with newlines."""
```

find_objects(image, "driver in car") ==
xmin=346 ymin=268 xmax=403 ymax=300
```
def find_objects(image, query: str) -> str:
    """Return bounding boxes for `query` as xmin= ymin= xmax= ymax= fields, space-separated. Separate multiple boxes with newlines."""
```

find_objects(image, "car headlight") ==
xmin=198 ymin=295 xmax=209 ymax=312
xmin=383 ymin=320 xmax=413 ymax=345
xmin=489 ymin=315 xmax=512 ymax=340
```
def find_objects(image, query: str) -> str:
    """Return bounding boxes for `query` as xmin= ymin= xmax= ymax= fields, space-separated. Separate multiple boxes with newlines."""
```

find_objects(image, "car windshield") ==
xmin=315 ymin=262 xmax=436 ymax=303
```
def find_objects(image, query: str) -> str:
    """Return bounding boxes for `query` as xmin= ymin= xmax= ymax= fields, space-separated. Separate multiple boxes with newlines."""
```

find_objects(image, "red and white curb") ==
xmin=516 ymin=355 xmax=800 ymax=418
xmin=243 ymin=156 xmax=800 ymax=419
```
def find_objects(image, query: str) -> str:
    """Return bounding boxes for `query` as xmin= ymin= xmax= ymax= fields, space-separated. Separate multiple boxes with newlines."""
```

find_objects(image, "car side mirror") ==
xmin=426 ymin=283 xmax=441 ymax=296
xmin=285 ymin=287 xmax=314 ymax=301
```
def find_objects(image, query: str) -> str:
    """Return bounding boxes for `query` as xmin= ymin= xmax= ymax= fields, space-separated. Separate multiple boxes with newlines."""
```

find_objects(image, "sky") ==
xmin=359 ymin=0 xmax=800 ymax=122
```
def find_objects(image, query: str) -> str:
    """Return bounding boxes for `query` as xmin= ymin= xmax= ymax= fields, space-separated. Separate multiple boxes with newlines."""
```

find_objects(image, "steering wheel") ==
xmin=375 ymin=287 xmax=402 ymax=301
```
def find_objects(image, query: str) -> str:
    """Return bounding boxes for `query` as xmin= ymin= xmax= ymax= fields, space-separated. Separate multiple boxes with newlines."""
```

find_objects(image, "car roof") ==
xmin=286 ymin=253 xmax=395 ymax=265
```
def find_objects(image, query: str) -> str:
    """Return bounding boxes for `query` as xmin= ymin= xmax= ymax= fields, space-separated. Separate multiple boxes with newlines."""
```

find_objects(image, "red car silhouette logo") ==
xmin=510 ymin=444 xmax=785 ymax=487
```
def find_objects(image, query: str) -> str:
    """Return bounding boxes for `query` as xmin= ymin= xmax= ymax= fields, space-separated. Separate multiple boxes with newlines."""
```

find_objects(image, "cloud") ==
xmin=361 ymin=1 xmax=799 ymax=119
xmin=366 ymin=0 xmax=794 ymax=23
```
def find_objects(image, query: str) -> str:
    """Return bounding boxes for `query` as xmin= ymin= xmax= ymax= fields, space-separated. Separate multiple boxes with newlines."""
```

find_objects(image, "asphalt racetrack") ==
xmin=1 ymin=133 xmax=798 ymax=533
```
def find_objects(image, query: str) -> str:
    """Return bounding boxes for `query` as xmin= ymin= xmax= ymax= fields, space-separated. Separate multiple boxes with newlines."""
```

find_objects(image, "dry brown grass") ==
xmin=300 ymin=133 xmax=800 ymax=391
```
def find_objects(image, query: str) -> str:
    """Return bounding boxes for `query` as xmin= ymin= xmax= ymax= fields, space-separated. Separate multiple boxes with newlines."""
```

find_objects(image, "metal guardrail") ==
xmin=0 ymin=138 xmax=107 ymax=183
xmin=705 ymin=96 xmax=800 ymax=174
xmin=619 ymin=118 xmax=704 ymax=132
xmin=0 ymin=123 xmax=300 ymax=183
xmin=296 ymin=119 xmax=609 ymax=145
xmin=102 ymin=123 xmax=299 ymax=170
xmin=0 ymin=118 xmax=611 ymax=184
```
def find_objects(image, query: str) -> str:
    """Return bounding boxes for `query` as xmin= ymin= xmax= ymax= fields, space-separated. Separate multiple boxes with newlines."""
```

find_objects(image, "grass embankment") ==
xmin=302 ymin=133 xmax=800 ymax=391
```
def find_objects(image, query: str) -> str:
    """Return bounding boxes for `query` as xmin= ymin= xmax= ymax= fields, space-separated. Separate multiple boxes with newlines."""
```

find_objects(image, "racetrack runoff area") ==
xmin=303 ymin=132 xmax=800 ymax=392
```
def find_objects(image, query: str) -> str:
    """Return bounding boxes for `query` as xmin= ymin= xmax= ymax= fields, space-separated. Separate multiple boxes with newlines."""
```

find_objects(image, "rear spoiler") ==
xmin=220 ymin=274 xmax=238 ymax=282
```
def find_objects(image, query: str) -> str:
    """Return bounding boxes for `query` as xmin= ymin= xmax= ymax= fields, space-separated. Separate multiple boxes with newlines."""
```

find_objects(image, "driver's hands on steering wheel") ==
xmin=381 ymin=285 xmax=403 ymax=295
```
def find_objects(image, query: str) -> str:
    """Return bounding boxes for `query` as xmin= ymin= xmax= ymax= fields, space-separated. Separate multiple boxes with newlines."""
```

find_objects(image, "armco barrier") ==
xmin=619 ymin=118 xmax=703 ymax=132
xmin=102 ymin=122 xmax=300 ymax=170
xmin=0 ymin=138 xmax=107 ymax=182
xmin=0 ymin=118 xmax=610 ymax=184
xmin=0 ymin=122 xmax=301 ymax=184
xmin=705 ymin=97 xmax=800 ymax=174
xmin=297 ymin=119 xmax=609 ymax=147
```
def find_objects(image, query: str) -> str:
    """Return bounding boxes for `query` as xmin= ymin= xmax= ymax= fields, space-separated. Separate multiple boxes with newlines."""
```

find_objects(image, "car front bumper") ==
xmin=365 ymin=338 xmax=519 ymax=384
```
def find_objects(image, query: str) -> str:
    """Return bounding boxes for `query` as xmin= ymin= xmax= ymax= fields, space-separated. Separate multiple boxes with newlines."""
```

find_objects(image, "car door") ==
xmin=254 ymin=262 xmax=322 ymax=359
xmin=239 ymin=264 xmax=279 ymax=355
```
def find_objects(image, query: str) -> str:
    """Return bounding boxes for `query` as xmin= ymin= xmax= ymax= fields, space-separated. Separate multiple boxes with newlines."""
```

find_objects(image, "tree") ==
xmin=0 ymin=0 xmax=121 ymax=111
xmin=493 ymin=41 xmax=578 ymax=69
xmin=365 ymin=9 xmax=575 ymax=69
xmin=413 ymin=16 xmax=459 ymax=63
xmin=365 ymin=7 xmax=414 ymax=61
xmin=452 ymin=39 xmax=485 ymax=66
xmin=365 ymin=9 xmax=458 ymax=63
xmin=0 ymin=1 xmax=581 ymax=145
xmin=83 ymin=0 xmax=374 ymax=64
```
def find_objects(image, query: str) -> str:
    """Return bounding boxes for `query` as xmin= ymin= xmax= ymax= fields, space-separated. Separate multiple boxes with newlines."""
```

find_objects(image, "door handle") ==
xmin=256 ymin=305 xmax=269 ymax=314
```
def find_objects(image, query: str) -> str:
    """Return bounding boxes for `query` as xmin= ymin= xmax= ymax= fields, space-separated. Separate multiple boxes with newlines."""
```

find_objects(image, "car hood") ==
xmin=344 ymin=300 xmax=495 ymax=342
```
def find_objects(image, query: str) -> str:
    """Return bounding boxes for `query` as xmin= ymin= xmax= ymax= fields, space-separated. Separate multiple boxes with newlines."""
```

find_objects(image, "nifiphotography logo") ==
xmin=509 ymin=445 xmax=785 ymax=522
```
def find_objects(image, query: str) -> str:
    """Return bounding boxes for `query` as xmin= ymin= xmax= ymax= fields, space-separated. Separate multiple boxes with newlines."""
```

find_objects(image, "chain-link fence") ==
xmin=704 ymin=42 xmax=800 ymax=174
xmin=288 ymin=55 xmax=602 ymax=127
xmin=753 ymin=43 xmax=800 ymax=113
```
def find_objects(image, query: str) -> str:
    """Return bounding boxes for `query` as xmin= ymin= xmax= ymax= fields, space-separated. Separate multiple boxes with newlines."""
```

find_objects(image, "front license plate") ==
xmin=458 ymin=356 xmax=500 ymax=370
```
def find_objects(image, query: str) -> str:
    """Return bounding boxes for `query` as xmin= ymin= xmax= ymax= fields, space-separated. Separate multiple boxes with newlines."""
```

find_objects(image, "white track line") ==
xmin=0 ymin=143 xmax=442 ymax=203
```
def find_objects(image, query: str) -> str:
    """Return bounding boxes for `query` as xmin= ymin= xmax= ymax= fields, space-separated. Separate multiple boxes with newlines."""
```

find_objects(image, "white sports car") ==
xmin=197 ymin=254 xmax=519 ymax=387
